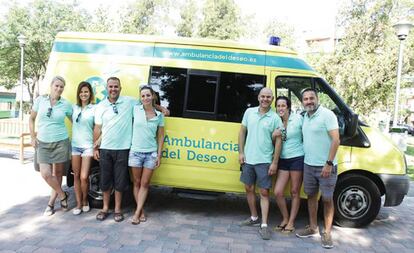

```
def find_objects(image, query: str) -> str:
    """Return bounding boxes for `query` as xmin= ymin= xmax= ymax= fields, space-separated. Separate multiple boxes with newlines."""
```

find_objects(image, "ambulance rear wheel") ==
xmin=88 ymin=166 xmax=105 ymax=208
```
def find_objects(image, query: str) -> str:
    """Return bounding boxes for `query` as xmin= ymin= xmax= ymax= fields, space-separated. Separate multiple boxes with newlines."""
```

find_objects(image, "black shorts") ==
xmin=279 ymin=156 xmax=304 ymax=171
xmin=99 ymin=149 xmax=130 ymax=192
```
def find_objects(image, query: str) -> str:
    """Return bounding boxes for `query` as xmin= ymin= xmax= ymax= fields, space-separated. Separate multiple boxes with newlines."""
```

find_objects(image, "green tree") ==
xmin=199 ymin=0 xmax=244 ymax=40
xmin=121 ymin=0 xmax=172 ymax=35
xmin=306 ymin=0 xmax=414 ymax=118
xmin=88 ymin=5 xmax=120 ymax=33
xmin=0 ymin=0 xmax=88 ymax=104
xmin=176 ymin=0 xmax=199 ymax=37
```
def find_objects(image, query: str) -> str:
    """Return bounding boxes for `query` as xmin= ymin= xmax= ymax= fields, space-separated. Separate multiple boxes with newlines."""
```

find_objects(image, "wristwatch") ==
xmin=326 ymin=160 xmax=334 ymax=166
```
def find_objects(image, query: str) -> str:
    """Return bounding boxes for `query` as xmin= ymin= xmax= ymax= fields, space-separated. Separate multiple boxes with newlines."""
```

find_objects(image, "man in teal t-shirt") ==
xmin=295 ymin=88 xmax=340 ymax=249
xmin=238 ymin=87 xmax=283 ymax=240
xmin=93 ymin=77 xmax=136 ymax=223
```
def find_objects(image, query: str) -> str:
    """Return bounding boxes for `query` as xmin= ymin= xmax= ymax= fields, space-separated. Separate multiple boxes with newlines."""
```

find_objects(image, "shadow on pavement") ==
xmin=0 ymin=185 xmax=412 ymax=252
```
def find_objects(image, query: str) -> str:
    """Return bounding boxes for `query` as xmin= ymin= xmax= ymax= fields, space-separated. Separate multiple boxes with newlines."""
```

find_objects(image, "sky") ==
xmin=77 ymin=0 xmax=339 ymax=36
xmin=0 ymin=0 xmax=340 ymax=43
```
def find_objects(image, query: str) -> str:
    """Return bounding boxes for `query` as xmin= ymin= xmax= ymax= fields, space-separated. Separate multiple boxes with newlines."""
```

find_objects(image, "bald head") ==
xmin=258 ymin=87 xmax=274 ymax=110
xmin=259 ymin=87 xmax=273 ymax=96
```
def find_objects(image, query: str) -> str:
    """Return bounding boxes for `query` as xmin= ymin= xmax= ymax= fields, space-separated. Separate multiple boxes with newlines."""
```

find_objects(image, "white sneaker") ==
xmin=82 ymin=204 xmax=90 ymax=212
xmin=72 ymin=208 xmax=82 ymax=215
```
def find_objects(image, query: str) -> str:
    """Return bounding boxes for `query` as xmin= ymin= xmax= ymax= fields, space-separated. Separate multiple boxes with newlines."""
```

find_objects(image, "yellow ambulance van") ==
xmin=41 ymin=32 xmax=409 ymax=227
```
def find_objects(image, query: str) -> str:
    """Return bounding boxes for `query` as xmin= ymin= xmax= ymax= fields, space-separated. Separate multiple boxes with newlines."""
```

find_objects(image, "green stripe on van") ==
xmin=52 ymin=41 xmax=314 ymax=71
xmin=53 ymin=41 xmax=154 ymax=57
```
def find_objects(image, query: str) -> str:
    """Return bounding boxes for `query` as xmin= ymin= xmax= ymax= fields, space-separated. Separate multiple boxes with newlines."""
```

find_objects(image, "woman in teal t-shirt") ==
xmin=71 ymin=81 xmax=95 ymax=215
xmin=273 ymin=96 xmax=304 ymax=234
xmin=129 ymin=85 xmax=165 ymax=225
xmin=29 ymin=76 xmax=73 ymax=216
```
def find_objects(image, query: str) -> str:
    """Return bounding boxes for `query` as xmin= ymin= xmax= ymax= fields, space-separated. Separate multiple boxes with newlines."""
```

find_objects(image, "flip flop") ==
xmin=114 ymin=212 xmax=124 ymax=222
xmin=281 ymin=227 xmax=295 ymax=234
xmin=139 ymin=216 xmax=147 ymax=222
xmin=96 ymin=211 xmax=109 ymax=221
xmin=131 ymin=217 xmax=140 ymax=225
xmin=274 ymin=224 xmax=287 ymax=231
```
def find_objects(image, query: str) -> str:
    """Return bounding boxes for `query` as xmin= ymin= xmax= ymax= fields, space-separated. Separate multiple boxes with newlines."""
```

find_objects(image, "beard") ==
xmin=304 ymin=104 xmax=318 ymax=113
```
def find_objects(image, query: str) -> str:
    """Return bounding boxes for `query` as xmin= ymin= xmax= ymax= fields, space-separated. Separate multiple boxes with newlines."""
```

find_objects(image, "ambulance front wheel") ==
xmin=333 ymin=174 xmax=381 ymax=228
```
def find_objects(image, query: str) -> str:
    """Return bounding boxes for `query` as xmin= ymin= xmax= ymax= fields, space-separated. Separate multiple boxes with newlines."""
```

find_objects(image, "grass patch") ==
xmin=408 ymin=165 xmax=414 ymax=181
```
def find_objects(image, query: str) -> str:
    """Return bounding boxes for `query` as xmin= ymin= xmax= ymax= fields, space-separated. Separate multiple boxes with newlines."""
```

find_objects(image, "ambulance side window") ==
xmin=150 ymin=66 xmax=265 ymax=123
xmin=276 ymin=76 xmax=312 ymax=113
xmin=275 ymin=76 xmax=346 ymax=136
xmin=150 ymin=66 xmax=187 ymax=117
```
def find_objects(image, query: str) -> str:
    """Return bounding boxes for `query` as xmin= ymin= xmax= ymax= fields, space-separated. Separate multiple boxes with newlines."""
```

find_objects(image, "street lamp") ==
xmin=17 ymin=34 xmax=26 ymax=122
xmin=392 ymin=21 xmax=413 ymax=128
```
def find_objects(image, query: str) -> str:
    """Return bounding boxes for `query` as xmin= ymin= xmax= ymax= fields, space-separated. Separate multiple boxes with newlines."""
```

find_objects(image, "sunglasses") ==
xmin=281 ymin=129 xmax=287 ymax=142
xmin=112 ymin=103 xmax=118 ymax=114
xmin=140 ymin=85 xmax=150 ymax=90
xmin=46 ymin=107 xmax=52 ymax=118
xmin=76 ymin=112 xmax=82 ymax=123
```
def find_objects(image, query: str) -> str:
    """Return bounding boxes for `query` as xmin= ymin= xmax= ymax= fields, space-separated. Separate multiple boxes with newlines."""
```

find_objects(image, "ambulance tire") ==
xmin=88 ymin=166 xmax=106 ymax=208
xmin=333 ymin=174 xmax=381 ymax=228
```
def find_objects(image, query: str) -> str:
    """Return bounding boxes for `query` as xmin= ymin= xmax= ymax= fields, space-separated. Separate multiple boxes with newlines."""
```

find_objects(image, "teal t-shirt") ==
xmin=72 ymin=104 xmax=95 ymax=149
xmin=32 ymin=95 xmax=72 ymax=143
xmin=94 ymin=96 xmax=137 ymax=150
xmin=241 ymin=106 xmax=283 ymax=165
xmin=131 ymin=104 xmax=164 ymax=152
xmin=281 ymin=113 xmax=304 ymax=159
xmin=302 ymin=105 xmax=339 ymax=166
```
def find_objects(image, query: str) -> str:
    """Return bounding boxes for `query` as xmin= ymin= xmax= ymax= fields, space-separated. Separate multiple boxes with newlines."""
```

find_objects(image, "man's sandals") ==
xmin=96 ymin=211 xmax=109 ymax=221
xmin=96 ymin=211 xmax=124 ymax=222
xmin=113 ymin=213 xmax=124 ymax=222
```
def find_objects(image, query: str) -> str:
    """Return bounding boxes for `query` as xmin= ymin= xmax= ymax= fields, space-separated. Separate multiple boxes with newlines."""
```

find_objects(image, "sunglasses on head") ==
xmin=46 ymin=107 xmax=52 ymax=118
xmin=140 ymin=85 xmax=151 ymax=91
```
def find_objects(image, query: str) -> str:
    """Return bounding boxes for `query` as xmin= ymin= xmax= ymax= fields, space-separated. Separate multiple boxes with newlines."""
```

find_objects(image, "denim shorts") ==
xmin=240 ymin=163 xmax=272 ymax=189
xmin=279 ymin=156 xmax=304 ymax=171
xmin=128 ymin=151 xmax=158 ymax=169
xmin=303 ymin=163 xmax=338 ymax=200
xmin=72 ymin=146 xmax=93 ymax=157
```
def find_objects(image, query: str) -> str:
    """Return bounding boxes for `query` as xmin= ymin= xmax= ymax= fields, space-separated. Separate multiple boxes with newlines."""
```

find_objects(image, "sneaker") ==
xmin=258 ymin=226 xmax=271 ymax=240
xmin=321 ymin=232 xmax=334 ymax=249
xmin=296 ymin=225 xmax=319 ymax=238
xmin=239 ymin=217 xmax=261 ymax=226
xmin=72 ymin=208 xmax=82 ymax=215
xmin=82 ymin=204 xmax=90 ymax=212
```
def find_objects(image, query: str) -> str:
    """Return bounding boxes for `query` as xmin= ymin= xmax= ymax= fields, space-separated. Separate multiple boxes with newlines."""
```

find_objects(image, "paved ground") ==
xmin=0 ymin=153 xmax=413 ymax=253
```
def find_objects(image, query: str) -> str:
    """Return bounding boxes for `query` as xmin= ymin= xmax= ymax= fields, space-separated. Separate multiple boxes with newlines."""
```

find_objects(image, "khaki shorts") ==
xmin=37 ymin=138 xmax=71 ymax=164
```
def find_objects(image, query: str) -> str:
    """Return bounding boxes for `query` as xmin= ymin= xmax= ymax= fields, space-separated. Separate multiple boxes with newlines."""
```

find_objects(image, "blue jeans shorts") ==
xmin=240 ymin=163 xmax=272 ymax=189
xmin=72 ymin=146 xmax=93 ymax=157
xmin=303 ymin=163 xmax=338 ymax=200
xmin=128 ymin=151 xmax=158 ymax=169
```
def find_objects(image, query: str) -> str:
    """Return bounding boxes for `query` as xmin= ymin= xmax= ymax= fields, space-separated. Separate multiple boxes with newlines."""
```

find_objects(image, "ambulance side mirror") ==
xmin=345 ymin=113 xmax=359 ymax=138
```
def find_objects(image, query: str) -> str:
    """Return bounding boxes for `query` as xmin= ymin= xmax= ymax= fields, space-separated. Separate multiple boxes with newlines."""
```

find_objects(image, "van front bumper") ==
xmin=378 ymin=174 xmax=410 ymax=206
